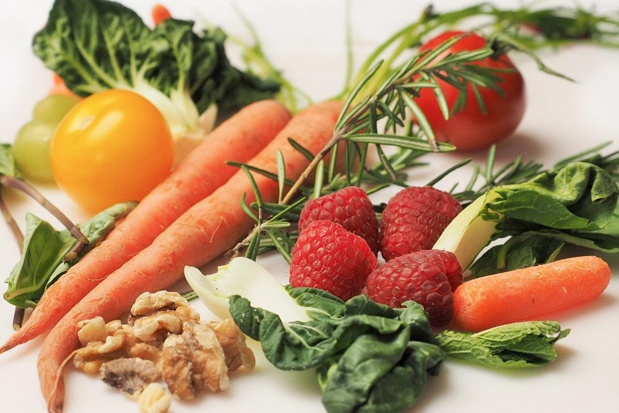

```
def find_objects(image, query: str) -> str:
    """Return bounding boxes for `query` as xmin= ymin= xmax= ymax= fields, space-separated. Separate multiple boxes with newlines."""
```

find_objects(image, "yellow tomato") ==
xmin=50 ymin=89 xmax=174 ymax=213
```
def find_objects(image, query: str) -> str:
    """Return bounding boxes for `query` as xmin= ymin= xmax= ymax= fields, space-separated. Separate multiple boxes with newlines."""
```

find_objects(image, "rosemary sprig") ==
xmin=232 ymin=1 xmax=619 ymax=259
xmin=234 ymin=42 xmax=508 ymax=254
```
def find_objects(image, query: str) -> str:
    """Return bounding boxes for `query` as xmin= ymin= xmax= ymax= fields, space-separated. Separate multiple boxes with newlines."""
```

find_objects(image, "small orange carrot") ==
xmin=0 ymin=99 xmax=291 ymax=354
xmin=38 ymin=100 xmax=343 ymax=412
xmin=151 ymin=3 xmax=172 ymax=26
xmin=452 ymin=255 xmax=611 ymax=332
xmin=49 ymin=73 xmax=77 ymax=97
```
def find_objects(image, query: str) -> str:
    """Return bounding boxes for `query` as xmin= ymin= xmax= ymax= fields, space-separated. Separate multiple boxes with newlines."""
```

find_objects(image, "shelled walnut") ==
xmin=73 ymin=291 xmax=254 ymax=411
xmin=162 ymin=321 xmax=229 ymax=400
xmin=210 ymin=318 xmax=256 ymax=371
xmin=129 ymin=290 xmax=201 ymax=342
xmin=137 ymin=382 xmax=173 ymax=413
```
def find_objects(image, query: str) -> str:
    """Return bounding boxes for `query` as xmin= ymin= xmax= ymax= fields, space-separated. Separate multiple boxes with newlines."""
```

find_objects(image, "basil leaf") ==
xmin=3 ymin=213 xmax=75 ymax=308
xmin=3 ymin=201 xmax=136 ymax=308
xmin=435 ymin=321 xmax=570 ymax=368
xmin=0 ymin=144 xmax=21 ymax=178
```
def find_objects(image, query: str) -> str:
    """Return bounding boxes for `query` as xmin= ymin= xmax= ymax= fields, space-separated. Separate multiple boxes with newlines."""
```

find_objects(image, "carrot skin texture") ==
xmin=452 ymin=256 xmax=611 ymax=332
xmin=38 ymin=100 xmax=344 ymax=412
xmin=0 ymin=99 xmax=291 ymax=354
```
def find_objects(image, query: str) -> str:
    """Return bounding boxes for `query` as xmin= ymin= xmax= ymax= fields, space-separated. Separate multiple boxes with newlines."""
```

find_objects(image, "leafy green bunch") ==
xmin=33 ymin=0 xmax=281 ymax=137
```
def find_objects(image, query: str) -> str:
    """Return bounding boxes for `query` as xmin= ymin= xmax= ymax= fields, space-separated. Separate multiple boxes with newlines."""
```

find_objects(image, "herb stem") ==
xmin=281 ymin=131 xmax=344 ymax=204
xmin=0 ymin=192 xmax=23 ymax=247
xmin=0 ymin=176 xmax=88 ymax=261
xmin=0 ymin=193 xmax=27 ymax=330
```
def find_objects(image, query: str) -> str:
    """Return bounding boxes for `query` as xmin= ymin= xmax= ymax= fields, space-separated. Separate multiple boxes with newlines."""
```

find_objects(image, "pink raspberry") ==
xmin=289 ymin=220 xmax=377 ymax=301
xmin=365 ymin=250 xmax=462 ymax=326
xmin=379 ymin=186 xmax=461 ymax=261
xmin=298 ymin=186 xmax=379 ymax=255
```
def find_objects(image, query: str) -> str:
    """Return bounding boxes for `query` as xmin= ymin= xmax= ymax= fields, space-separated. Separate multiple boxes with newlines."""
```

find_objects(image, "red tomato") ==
xmin=415 ymin=31 xmax=526 ymax=151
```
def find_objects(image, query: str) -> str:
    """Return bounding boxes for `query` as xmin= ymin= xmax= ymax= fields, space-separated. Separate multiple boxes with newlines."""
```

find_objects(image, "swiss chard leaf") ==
xmin=32 ymin=0 xmax=280 ymax=133
xmin=3 ymin=201 xmax=136 ymax=308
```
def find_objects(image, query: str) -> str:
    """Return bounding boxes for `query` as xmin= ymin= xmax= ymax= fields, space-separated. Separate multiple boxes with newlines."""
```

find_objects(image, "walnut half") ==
xmin=210 ymin=318 xmax=256 ymax=371
xmin=161 ymin=321 xmax=230 ymax=400
xmin=129 ymin=291 xmax=200 ymax=342
xmin=99 ymin=358 xmax=161 ymax=397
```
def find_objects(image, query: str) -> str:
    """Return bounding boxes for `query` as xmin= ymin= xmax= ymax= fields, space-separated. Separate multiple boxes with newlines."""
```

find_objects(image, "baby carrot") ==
xmin=452 ymin=255 xmax=611 ymax=332
xmin=151 ymin=4 xmax=172 ymax=26
xmin=38 ymin=100 xmax=343 ymax=412
xmin=0 ymin=99 xmax=291 ymax=354
xmin=49 ymin=73 xmax=76 ymax=97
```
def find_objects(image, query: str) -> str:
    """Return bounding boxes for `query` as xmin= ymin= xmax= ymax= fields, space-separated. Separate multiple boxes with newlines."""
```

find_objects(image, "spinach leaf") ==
xmin=488 ymin=161 xmax=618 ymax=231
xmin=230 ymin=291 xmax=444 ymax=413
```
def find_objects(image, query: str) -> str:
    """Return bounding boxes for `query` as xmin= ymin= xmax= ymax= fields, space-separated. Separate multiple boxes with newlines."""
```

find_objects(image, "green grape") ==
xmin=32 ymin=94 xmax=79 ymax=125
xmin=13 ymin=94 xmax=79 ymax=183
xmin=13 ymin=120 xmax=56 ymax=182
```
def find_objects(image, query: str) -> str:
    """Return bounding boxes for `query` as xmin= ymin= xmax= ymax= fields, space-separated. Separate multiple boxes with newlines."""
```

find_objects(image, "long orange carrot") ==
xmin=452 ymin=255 xmax=611 ymax=332
xmin=38 ymin=100 xmax=343 ymax=412
xmin=0 ymin=99 xmax=291 ymax=354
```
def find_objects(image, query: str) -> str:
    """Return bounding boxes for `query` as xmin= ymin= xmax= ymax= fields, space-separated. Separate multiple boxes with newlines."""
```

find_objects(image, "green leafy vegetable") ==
xmin=185 ymin=258 xmax=443 ymax=412
xmin=230 ymin=292 xmax=444 ymax=413
xmin=433 ymin=161 xmax=619 ymax=275
xmin=0 ymin=144 xmax=21 ymax=178
xmin=33 ymin=0 xmax=280 ymax=141
xmin=436 ymin=321 xmax=570 ymax=368
xmin=187 ymin=258 xmax=570 ymax=413
xmin=3 ymin=201 xmax=136 ymax=308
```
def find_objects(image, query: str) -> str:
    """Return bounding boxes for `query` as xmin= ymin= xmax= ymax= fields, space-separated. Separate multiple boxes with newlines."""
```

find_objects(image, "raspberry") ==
xmin=298 ymin=186 xmax=380 ymax=254
xmin=365 ymin=250 xmax=462 ymax=326
xmin=289 ymin=220 xmax=377 ymax=301
xmin=379 ymin=186 xmax=461 ymax=261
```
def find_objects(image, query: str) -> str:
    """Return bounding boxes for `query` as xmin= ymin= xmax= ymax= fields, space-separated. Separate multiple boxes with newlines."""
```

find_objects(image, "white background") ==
xmin=1 ymin=1 xmax=618 ymax=412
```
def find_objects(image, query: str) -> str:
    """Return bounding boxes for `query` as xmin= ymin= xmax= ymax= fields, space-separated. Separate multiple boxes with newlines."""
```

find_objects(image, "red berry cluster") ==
xmin=289 ymin=185 xmax=464 ymax=326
